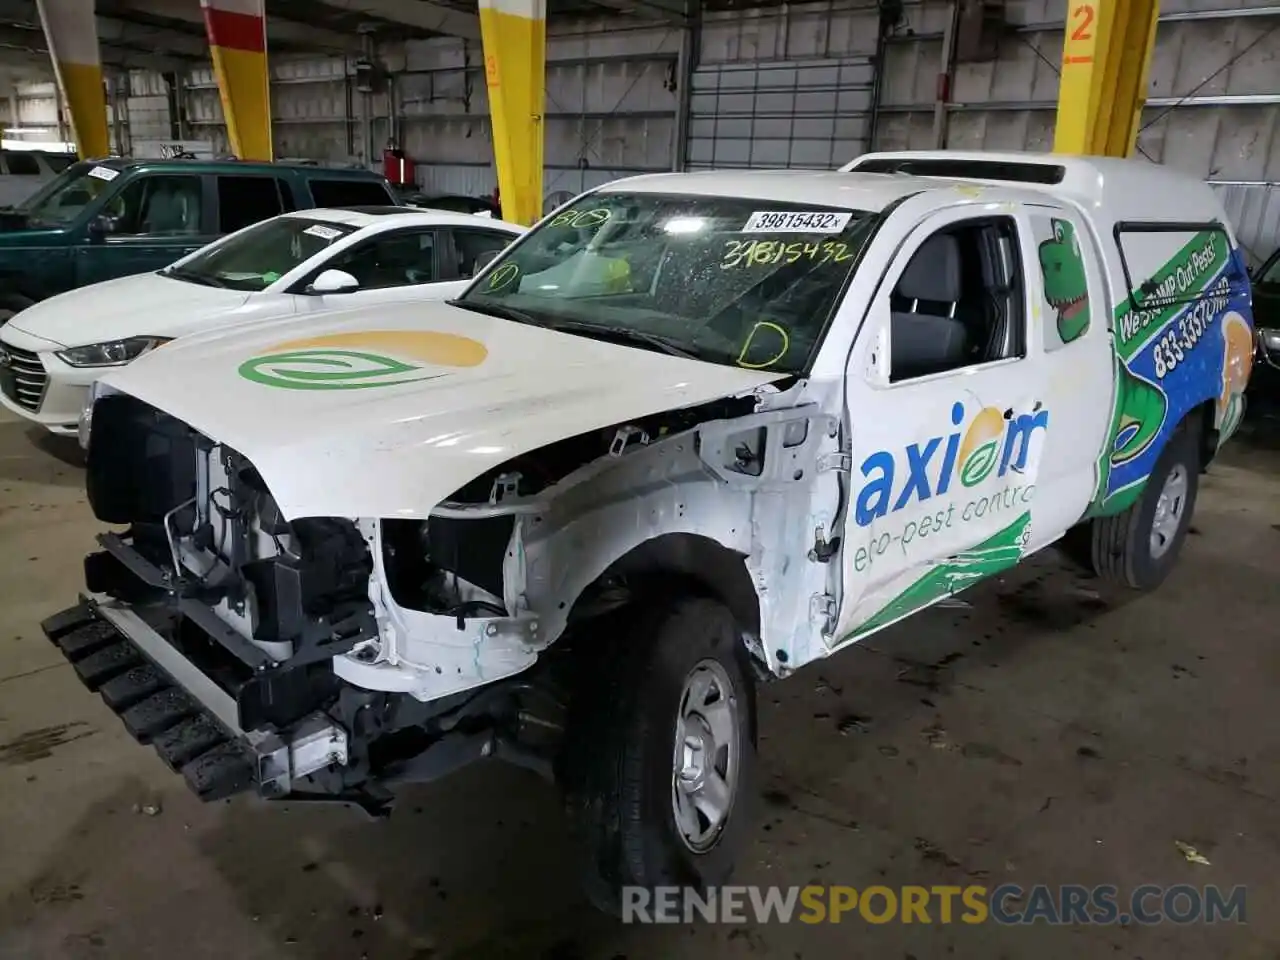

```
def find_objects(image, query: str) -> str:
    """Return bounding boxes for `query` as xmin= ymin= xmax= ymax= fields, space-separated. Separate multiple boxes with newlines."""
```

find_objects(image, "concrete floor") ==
xmin=1 ymin=406 xmax=1278 ymax=960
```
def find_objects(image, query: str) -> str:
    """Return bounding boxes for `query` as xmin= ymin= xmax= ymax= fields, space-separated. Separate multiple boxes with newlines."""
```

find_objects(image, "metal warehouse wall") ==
xmin=878 ymin=0 xmax=1280 ymax=262
xmin=385 ymin=19 xmax=683 ymax=204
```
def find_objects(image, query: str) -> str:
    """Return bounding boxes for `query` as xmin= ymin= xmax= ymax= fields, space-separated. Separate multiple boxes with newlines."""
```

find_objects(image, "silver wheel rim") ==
xmin=1149 ymin=463 xmax=1189 ymax=559
xmin=671 ymin=659 xmax=739 ymax=853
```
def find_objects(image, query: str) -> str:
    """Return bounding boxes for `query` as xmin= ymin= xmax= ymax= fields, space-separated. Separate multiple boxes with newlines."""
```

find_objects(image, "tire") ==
xmin=0 ymin=293 xmax=34 ymax=326
xmin=1089 ymin=424 xmax=1200 ymax=590
xmin=560 ymin=594 xmax=758 ymax=917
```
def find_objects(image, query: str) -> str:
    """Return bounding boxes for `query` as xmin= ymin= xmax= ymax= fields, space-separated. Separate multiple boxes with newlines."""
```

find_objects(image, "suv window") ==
xmin=45 ymin=153 xmax=75 ymax=173
xmin=218 ymin=175 xmax=291 ymax=232
xmin=106 ymin=174 xmax=205 ymax=236
xmin=888 ymin=217 xmax=1026 ymax=382
xmin=4 ymin=151 xmax=40 ymax=175
xmin=452 ymin=228 xmax=514 ymax=278
xmin=308 ymin=178 xmax=395 ymax=208
xmin=329 ymin=229 xmax=437 ymax=289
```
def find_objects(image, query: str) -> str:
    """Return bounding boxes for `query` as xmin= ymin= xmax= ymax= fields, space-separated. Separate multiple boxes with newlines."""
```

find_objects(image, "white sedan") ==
xmin=0 ymin=206 xmax=525 ymax=435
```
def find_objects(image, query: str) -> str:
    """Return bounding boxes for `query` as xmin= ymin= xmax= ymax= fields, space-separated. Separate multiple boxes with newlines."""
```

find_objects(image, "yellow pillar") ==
xmin=200 ymin=0 xmax=273 ymax=161
xmin=1053 ymin=0 xmax=1161 ymax=156
xmin=35 ymin=0 xmax=110 ymax=159
xmin=479 ymin=0 xmax=546 ymax=226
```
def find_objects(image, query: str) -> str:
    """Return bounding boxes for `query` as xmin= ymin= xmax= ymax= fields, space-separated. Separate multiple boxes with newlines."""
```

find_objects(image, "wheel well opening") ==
xmin=1190 ymin=399 xmax=1218 ymax=469
xmin=568 ymin=533 xmax=761 ymax=637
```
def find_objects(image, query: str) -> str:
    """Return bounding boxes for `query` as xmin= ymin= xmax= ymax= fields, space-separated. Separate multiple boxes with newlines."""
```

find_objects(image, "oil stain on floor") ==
xmin=0 ymin=722 xmax=95 ymax=766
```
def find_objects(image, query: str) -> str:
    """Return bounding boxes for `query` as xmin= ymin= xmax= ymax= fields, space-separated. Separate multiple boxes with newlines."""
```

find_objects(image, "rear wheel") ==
xmin=1089 ymin=425 xmax=1200 ymax=590
xmin=560 ymin=594 xmax=757 ymax=916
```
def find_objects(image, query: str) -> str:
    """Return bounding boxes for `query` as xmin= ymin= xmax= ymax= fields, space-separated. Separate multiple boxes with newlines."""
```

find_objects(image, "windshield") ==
xmin=455 ymin=192 xmax=877 ymax=373
xmin=164 ymin=216 xmax=358 ymax=291
xmin=13 ymin=161 xmax=120 ymax=224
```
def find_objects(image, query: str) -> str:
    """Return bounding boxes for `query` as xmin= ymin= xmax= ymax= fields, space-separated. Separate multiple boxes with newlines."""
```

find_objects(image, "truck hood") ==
xmin=8 ymin=273 xmax=252 ymax=347
xmin=99 ymin=300 xmax=786 ymax=520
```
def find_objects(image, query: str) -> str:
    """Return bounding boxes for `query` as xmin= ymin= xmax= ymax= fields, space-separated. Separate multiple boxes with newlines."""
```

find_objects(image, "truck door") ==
xmin=832 ymin=205 xmax=1048 ymax=646
xmin=1021 ymin=204 xmax=1115 ymax=543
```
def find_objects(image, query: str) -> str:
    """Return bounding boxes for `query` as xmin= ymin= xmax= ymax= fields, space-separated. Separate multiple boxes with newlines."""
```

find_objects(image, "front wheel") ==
xmin=0 ymin=292 xmax=34 ymax=326
xmin=1089 ymin=425 xmax=1200 ymax=590
xmin=560 ymin=595 xmax=758 ymax=916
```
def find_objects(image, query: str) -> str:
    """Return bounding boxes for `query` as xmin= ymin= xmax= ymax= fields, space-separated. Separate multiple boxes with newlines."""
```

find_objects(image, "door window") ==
xmin=307 ymin=178 xmax=397 ymax=208
xmin=106 ymin=174 xmax=205 ymax=236
xmin=888 ymin=217 xmax=1026 ymax=382
xmin=217 ymin=175 xmax=290 ymax=232
xmin=329 ymin=230 xmax=438 ymax=289
xmin=451 ymin=228 xmax=515 ymax=278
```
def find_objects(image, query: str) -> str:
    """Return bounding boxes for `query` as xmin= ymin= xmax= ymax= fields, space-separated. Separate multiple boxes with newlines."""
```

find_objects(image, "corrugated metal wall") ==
xmin=388 ymin=20 xmax=682 ymax=203
xmin=876 ymin=0 xmax=1280 ymax=262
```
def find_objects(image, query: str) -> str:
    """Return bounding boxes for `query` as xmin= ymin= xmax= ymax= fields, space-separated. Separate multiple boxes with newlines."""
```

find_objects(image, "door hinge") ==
xmin=809 ymin=593 xmax=837 ymax=637
xmin=808 ymin=524 xmax=841 ymax=563
xmin=817 ymin=452 xmax=851 ymax=473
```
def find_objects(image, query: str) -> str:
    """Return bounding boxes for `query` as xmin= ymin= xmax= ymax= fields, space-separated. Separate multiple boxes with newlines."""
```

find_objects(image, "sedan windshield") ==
xmin=454 ymin=192 xmax=877 ymax=374
xmin=163 ymin=216 xmax=357 ymax=291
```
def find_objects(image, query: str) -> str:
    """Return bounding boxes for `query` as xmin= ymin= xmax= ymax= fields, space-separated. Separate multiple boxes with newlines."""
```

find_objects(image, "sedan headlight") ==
xmin=1259 ymin=327 xmax=1280 ymax=354
xmin=56 ymin=336 xmax=171 ymax=368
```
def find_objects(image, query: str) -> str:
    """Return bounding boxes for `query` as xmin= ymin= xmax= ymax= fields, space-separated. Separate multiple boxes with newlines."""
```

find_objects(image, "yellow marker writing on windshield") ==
xmin=722 ymin=239 xmax=853 ymax=270
xmin=737 ymin=321 xmax=791 ymax=369
xmin=487 ymin=263 xmax=520 ymax=292
xmin=549 ymin=208 xmax=611 ymax=229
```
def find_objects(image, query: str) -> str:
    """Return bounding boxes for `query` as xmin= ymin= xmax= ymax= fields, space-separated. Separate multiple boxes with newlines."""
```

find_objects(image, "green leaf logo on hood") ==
xmin=239 ymin=348 xmax=443 ymax=390
xmin=238 ymin=331 xmax=489 ymax=390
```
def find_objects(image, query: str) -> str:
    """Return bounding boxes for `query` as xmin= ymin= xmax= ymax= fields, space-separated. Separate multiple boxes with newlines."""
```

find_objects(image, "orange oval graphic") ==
xmin=263 ymin=330 xmax=488 ymax=368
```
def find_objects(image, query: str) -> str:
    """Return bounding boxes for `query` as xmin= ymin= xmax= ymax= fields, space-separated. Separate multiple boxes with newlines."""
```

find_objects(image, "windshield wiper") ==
xmin=542 ymin=319 xmax=701 ymax=361
xmin=446 ymin=298 xmax=544 ymax=327
xmin=161 ymin=267 xmax=229 ymax=288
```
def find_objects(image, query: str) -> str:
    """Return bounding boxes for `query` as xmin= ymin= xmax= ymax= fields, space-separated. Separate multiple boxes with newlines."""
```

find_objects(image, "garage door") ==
xmin=685 ymin=57 xmax=875 ymax=171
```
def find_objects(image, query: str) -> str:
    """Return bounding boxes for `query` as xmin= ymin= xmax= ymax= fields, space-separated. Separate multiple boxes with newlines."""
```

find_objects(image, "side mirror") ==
xmin=307 ymin=268 xmax=360 ymax=294
xmin=473 ymin=249 xmax=501 ymax=272
xmin=88 ymin=214 xmax=117 ymax=239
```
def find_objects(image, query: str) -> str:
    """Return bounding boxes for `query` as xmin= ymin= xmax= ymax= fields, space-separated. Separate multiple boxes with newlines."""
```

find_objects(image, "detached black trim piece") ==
xmin=41 ymin=601 xmax=256 ymax=802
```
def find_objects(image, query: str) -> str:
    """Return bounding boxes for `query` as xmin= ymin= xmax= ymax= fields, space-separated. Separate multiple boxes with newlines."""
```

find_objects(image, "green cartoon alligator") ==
xmin=1038 ymin=219 xmax=1091 ymax=344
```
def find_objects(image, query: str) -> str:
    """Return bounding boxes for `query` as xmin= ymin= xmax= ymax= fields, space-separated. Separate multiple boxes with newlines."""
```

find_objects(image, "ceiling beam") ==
xmin=317 ymin=0 xmax=481 ymax=42
xmin=108 ymin=0 xmax=363 ymax=53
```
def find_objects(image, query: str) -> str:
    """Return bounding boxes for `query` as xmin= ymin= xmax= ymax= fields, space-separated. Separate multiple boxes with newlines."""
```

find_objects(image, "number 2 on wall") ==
xmin=1064 ymin=3 xmax=1095 ymax=63
xmin=1070 ymin=3 xmax=1095 ymax=40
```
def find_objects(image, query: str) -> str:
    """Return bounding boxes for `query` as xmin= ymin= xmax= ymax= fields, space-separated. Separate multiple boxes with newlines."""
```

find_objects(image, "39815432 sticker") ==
xmin=741 ymin=210 xmax=853 ymax=234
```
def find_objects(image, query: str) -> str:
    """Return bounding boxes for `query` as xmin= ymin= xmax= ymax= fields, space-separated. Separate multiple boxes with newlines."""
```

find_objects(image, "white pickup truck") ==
xmin=42 ymin=150 xmax=1255 ymax=913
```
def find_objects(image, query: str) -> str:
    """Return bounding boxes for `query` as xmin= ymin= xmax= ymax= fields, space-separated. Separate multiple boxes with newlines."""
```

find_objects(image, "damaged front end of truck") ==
xmin=43 ymin=306 xmax=844 ymax=817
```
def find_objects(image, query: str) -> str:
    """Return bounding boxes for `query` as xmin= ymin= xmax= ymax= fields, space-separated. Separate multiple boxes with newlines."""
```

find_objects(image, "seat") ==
xmin=140 ymin=182 xmax=199 ymax=234
xmin=890 ymin=233 xmax=971 ymax=379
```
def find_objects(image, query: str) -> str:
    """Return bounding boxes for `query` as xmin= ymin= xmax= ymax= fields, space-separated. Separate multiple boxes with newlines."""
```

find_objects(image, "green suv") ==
xmin=0 ymin=156 xmax=398 ymax=322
